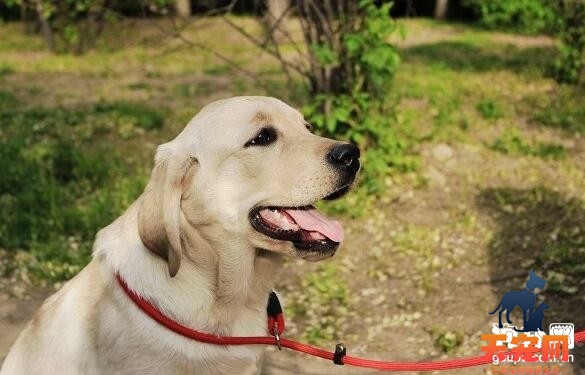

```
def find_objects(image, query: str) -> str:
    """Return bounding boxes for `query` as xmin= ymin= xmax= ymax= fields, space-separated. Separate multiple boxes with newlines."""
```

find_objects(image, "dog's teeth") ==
xmin=260 ymin=208 xmax=299 ymax=231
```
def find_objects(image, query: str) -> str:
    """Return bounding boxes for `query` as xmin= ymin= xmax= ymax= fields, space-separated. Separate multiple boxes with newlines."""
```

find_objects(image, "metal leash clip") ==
xmin=273 ymin=322 xmax=282 ymax=351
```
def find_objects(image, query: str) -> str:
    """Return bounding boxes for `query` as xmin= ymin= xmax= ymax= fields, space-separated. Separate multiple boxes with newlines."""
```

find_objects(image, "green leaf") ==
xmin=311 ymin=44 xmax=339 ymax=66
xmin=344 ymin=34 xmax=363 ymax=55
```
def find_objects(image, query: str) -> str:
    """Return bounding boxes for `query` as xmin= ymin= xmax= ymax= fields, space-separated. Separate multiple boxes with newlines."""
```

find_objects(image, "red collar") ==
xmin=115 ymin=274 xmax=284 ymax=345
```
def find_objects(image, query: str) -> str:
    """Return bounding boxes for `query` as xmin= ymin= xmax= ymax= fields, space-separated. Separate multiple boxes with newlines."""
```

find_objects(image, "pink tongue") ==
xmin=284 ymin=208 xmax=344 ymax=243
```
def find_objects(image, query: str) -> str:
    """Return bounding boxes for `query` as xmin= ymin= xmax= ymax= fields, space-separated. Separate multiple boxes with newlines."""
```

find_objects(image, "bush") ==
xmin=464 ymin=0 xmax=556 ymax=34
xmin=3 ymin=0 xmax=112 ymax=54
xmin=551 ymin=0 xmax=585 ymax=84
xmin=300 ymin=0 xmax=416 ymax=206
xmin=465 ymin=0 xmax=585 ymax=84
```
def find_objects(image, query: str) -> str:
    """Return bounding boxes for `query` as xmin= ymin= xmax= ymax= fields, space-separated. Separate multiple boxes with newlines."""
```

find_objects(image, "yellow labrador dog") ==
xmin=1 ymin=96 xmax=360 ymax=375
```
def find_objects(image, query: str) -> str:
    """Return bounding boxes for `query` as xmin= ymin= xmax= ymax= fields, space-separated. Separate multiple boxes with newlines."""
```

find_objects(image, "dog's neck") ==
xmin=180 ymin=211 xmax=282 ymax=308
xmin=94 ymin=201 xmax=282 ymax=334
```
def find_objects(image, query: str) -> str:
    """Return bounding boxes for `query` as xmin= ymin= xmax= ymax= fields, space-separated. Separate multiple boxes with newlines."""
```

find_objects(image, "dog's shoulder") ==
xmin=1 ymin=261 xmax=107 ymax=374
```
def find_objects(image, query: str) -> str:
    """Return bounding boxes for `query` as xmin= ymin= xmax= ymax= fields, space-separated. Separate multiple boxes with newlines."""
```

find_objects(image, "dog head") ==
xmin=526 ymin=269 xmax=546 ymax=291
xmin=137 ymin=96 xmax=360 ymax=276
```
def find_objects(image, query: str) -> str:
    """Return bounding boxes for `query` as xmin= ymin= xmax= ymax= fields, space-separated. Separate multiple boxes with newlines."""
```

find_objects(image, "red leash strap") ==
xmin=116 ymin=275 xmax=585 ymax=372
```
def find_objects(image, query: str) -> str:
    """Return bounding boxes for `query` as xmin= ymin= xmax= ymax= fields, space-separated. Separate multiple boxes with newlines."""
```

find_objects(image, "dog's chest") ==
xmin=94 ymin=293 xmax=266 ymax=374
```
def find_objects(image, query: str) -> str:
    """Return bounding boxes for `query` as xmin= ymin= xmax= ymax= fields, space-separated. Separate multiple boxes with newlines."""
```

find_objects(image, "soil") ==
xmin=0 ymin=280 xmax=51 ymax=365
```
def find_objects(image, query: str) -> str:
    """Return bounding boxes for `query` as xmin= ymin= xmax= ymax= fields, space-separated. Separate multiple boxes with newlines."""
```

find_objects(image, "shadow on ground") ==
xmin=477 ymin=187 xmax=585 ymax=372
xmin=402 ymin=41 xmax=557 ymax=76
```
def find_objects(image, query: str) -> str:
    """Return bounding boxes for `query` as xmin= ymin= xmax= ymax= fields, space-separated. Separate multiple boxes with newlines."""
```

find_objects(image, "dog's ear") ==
xmin=138 ymin=146 xmax=197 ymax=277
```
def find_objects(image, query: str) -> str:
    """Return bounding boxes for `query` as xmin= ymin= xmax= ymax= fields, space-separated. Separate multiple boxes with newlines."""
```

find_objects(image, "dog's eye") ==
xmin=245 ymin=127 xmax=277 ymax=147
xmin=305 ymin=123 xmax=314 ymax=132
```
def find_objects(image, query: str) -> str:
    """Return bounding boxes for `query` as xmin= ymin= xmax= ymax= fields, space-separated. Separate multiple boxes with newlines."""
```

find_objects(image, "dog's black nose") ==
xmin=327 ymin=143 xmax=360 ymax=171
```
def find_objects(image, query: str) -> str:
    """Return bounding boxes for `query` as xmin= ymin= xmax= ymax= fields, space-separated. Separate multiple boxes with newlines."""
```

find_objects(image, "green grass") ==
xmin=401 ymin=41 xmax=556 ymax=78
xmin=426 ymin=326 xmax=465 ymax=354
xmin=532 ymin=86 xmax=585 ymax=134
xmin=286 ymin=263 xmax=349 ymax=344
xmin=93 ymin=102 xmax=166 ymax=131
xmin=393 ymin=65 xmax=472 ymax=142
xmin=490 ymin=129 xmax=566 ymax=160
xmin=476 ymin=98 xmax=505 ymax=120
xmin=0 ymin=89 xmax=18 ymax=109
xmin=0 ymin=97 xmax=161 ymax=281
xmin=0 ymin=63 xmax=15 ymax=76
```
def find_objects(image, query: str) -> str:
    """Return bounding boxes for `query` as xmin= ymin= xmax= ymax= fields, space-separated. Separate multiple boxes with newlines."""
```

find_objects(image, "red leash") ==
xmin=116 ymin=275 xmax=584 ymax=371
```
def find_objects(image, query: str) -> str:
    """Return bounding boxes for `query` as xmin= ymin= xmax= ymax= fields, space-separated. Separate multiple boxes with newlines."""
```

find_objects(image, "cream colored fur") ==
xmin=1 ymin=96 xmax=352 ymax=374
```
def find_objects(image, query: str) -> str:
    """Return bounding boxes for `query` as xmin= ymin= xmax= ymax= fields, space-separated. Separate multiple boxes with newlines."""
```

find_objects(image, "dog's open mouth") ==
xmin=249 ymin=185 xmax=352 ymax=256
xmin=250 ymin=205 xmax=342 ymax=254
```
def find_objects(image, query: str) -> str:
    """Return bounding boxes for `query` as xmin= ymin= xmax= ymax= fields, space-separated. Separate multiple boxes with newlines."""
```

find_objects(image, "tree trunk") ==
xmin=33 ymin=0 xmax=55 ymax=52
xmin=175 ymin=0 xmax=191 ymax=18
xmin=22 ymin=1 xmax=40 ymax=34
xmin=434 ymin=0 xmax=449 ymax=19
xmin=266 ymin=0 xmax=290 ymax=41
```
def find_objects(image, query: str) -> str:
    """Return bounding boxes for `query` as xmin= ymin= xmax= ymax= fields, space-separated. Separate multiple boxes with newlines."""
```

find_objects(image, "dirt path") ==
xmin=0 ymin=283 xmax=51 ymax=365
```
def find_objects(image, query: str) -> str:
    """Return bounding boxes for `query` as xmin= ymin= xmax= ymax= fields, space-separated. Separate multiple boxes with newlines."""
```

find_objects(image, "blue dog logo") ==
xmin=489 ymin=269 xmax=547 ymax=332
